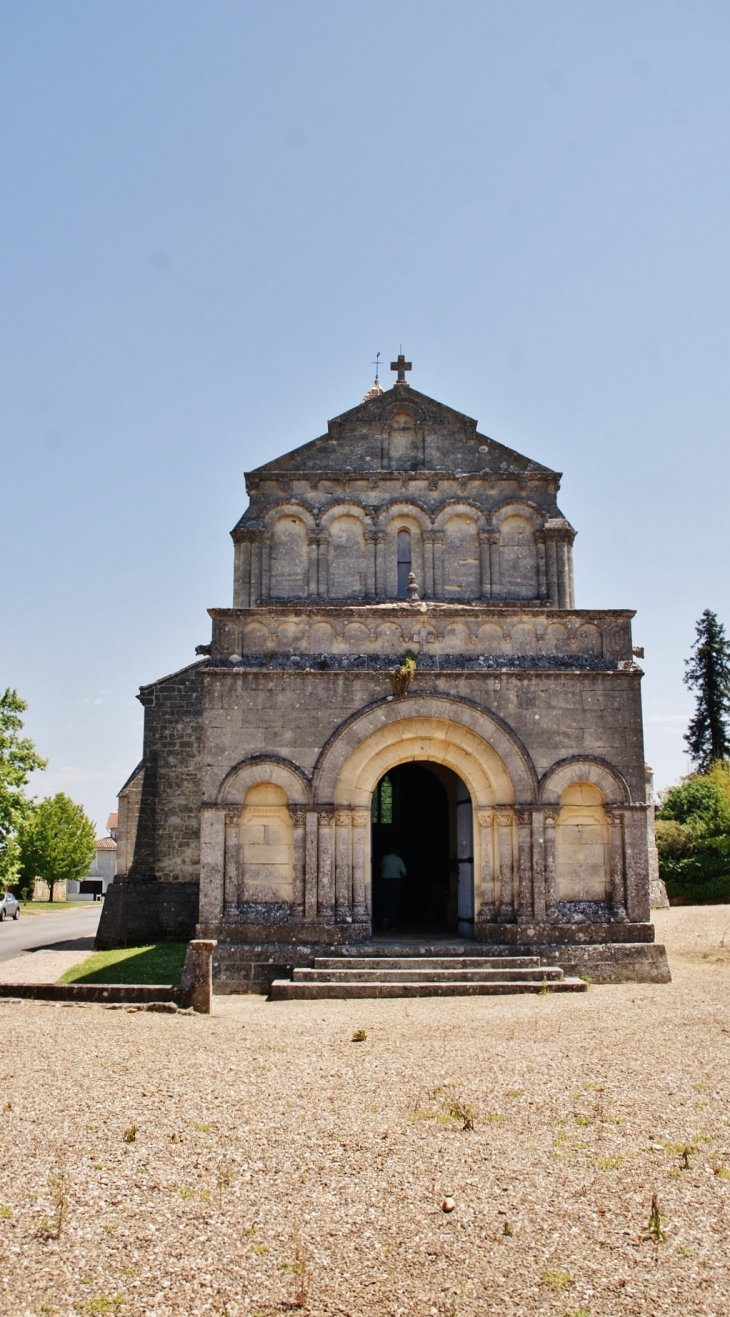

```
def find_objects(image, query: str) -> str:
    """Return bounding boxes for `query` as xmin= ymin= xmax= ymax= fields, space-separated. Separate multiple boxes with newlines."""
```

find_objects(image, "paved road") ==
xmin=0 ymin=904 xmax=101 ymax=964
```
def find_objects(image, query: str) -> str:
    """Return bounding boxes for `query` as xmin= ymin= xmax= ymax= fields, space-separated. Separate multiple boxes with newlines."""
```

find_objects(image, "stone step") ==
xmin=269 ymin=977 xmax=588 ymax=1000
xmin=293 ymin=966 xmax=564 ymax=983
xmin=313 ymin=955 xmax=541 ymax=970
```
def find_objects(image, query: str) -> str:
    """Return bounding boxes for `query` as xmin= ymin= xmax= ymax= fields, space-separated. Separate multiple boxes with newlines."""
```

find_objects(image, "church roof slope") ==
xmin=245 ymin=385 xmax=556 ymax=482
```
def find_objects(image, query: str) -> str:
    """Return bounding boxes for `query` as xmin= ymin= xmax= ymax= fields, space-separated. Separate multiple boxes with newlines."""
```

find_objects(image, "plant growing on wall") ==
xmin=391 ymin=649 xmax=417 ymax=697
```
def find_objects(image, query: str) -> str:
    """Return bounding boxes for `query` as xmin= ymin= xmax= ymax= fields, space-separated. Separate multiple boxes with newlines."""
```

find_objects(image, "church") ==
xmin=97 ymin=356 xmax=669 ymax=989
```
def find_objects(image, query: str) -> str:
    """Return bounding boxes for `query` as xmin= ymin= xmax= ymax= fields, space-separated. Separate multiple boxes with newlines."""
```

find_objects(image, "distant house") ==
xmin=67 ymin=813 xmax=117 ymax=900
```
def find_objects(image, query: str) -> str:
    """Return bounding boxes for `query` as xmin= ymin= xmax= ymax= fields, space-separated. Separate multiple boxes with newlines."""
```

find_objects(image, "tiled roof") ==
xmin=95 ymin=838 xmax=117 ymax=851
xmin=106 ymin=812 xmax=118 ymax=830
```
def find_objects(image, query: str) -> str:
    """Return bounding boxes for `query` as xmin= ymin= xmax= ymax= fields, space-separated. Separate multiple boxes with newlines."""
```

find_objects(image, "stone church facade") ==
xmin=98 ymin=361 xmax=669 ymax=986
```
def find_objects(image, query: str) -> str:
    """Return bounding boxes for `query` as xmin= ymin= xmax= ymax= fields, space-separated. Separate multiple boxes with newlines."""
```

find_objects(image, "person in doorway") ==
xmin=380 ymin=848 xmax=407 ymax=930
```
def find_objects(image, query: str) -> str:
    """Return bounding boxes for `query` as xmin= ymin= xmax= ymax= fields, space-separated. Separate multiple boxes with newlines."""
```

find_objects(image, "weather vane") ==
xmin=372 ymin=351 xmax=381 ymax=382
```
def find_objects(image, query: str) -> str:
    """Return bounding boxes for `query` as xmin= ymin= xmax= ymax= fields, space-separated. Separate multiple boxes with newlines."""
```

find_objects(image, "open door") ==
xmin=456 ymin=778 xmax=474 ymax=937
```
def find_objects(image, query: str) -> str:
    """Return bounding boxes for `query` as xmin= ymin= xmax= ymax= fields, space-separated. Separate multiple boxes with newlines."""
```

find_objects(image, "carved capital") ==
xmin=289 ymin=808 xmax=307 ymax=827
xmin=495 ymin=807 xmax=514 ymax=827
xmin=476 ymin=809 xmax=495 ymax=828
xmin=351 ymin=810 xmax=370 ymax=829
xmin=317 ymin=809 xmax=334 ymax=825
xmin=543 ymin=811 xmax=558 ymax=829
xmin=515 ymin=807 xmax=533 ymax=826
xmin=334 ymin=810 xmax=352 ymax=828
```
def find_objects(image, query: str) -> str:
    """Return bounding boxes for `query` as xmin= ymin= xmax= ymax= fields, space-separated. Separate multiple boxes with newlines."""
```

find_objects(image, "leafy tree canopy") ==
xmin=658 ymin=763 xmax=730 ymax=832
xmin=0 ymin=689 xmax=47 ymax=888
xmin=18 ymin=793 xmax=96 ymax=898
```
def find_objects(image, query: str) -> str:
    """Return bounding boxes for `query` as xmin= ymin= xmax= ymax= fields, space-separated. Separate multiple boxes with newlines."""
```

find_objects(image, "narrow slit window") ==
xmin=397 ymin=529 xmax=411 ymax=599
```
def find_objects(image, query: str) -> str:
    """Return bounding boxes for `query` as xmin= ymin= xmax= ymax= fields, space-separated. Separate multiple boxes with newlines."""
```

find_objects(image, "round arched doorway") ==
xmin=371 ymin=762 xmax=474 ymax=937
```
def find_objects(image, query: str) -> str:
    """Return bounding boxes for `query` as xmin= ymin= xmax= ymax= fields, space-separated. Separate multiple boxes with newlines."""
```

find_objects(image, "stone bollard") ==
xmin=189 ymin=939 xmax=217 ymax=1014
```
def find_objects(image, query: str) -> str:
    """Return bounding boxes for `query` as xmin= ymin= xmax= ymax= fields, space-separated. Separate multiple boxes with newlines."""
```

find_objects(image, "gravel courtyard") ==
xmin=4 ymin=907 xmax=730 ymax=1317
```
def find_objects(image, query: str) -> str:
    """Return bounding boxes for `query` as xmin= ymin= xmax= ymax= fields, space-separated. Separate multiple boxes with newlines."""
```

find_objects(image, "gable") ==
xmin=246 ymin=386 xmax=554 ymax=482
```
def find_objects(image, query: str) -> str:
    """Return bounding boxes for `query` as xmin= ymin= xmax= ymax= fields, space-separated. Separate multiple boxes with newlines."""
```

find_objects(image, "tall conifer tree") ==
xmin=684 ymin=609 xmax=730 ymax=771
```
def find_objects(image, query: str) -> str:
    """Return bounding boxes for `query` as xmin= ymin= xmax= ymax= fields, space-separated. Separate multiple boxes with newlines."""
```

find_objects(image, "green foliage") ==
xmin=18 ymin=793 xmax=96 ymax=898
xmin=0 ymin=689 xmax=47 ymax=891
xmin=684 ymin=609 xmax=730 ymax=770
xmin=657 ymin=760 xmax=730 ymax=900
xmin=391 ymin=649 xmax=418 ymax=697
xmin=59 ymin=942 xmax=188 ymax=985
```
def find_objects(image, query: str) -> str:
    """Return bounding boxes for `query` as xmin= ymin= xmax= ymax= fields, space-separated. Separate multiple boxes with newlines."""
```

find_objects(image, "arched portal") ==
xmin=371 ymin=762 xmax=474 ymax=936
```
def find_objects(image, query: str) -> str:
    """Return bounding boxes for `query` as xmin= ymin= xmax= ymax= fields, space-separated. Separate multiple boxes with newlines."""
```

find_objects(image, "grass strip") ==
xmin=59 ymin=943 xmax=188 ymax=985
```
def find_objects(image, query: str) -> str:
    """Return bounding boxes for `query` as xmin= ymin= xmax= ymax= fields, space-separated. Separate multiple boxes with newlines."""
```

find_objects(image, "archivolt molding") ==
xmin=313 ymin=694 xmax=538 ymax=808
xmin=215 ymin=755 xmax=311 ymax=808
xmin=318 ymin=500 xmax=375 ymax=530
xmin=432 ymin=500 xmax=488 ymax=531
xmin=491 ymin=498 xmax=545 ymax=530
xmin=376 ymin=498 xmax=433 ymax=528
xmin=539 ymin=756 xmax=631 ymax=806
xmin=261 ymin=501 xmax=317 ymax=531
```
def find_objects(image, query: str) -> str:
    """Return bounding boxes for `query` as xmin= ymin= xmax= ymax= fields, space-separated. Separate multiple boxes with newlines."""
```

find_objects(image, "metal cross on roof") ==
xmin=390 ymin=352 xmax=412 ymax=385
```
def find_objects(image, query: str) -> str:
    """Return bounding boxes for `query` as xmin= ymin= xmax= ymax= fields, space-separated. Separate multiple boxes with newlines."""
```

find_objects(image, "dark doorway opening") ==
xmin=371 ymin=762 xmax=474 ymax=936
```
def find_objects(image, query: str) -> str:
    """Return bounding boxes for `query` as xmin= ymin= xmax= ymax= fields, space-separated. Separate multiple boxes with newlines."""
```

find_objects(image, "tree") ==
xmin=18 ymin=793 xmax=96 ymax=901
xmin=684 ymin=610 xmax=730 ymax=772
xmin=0 ymin=689 xmax=47 ymax=890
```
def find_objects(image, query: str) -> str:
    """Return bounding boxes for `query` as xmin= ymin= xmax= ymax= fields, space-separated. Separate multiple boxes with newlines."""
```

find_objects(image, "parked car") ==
xmin=0 ymin=892 xmax=20 ymax=921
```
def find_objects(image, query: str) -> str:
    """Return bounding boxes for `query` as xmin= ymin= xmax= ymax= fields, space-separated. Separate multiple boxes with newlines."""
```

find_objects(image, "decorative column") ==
xmin=375 ymin=531 xmax=387 ymax=599
xmin=223 ymin=810 xmax=240 ymax=911
xmin=317 ymin=533 xmax=330 ymax=600
xmin=261 ymin=532 xmax=271 ymax=601
xmin=334 ymin=810 xmax=353 ymax=922
xmin=351 ymin=809 xmax=370 ymax=921
xmin=535 ymin=532 xmax=547 ymax=602
xmin=488 ymin=533 xmax=501 ymax=600
xmin=516 ymin=808 xmax=534 ymax=922
xmin=290 ymin=808 xmax=306 ymax=919
xmin=423 ymin=530 xmax=436 ymax=598
xmin=478 ymin=532 xmax=492 ymax=599
xmin=558 ymin=540 xmax=570 ymax=608
xmin=531 ymin=809 xmax=547 ymax=922
xmin=249 ymin=534 xmax=263 ymax=605
xmin=545 ymin=535 xmax=558 ymax=607
xmin=304 ymin=810 xmax=319 ymax=922
xmin=607 ymin=810 xmax=627 ymax=917
xmin=307 ymin=532 xmax=319 ymax=598
xmin=199 ymin=807 xmax=226 ymax=925
xmin=475 ymin=809 xmax=496 ymax=922
xmin=566 ymin=540 xmax=576 ymax=608
xmin=432 ymin=531 xmax=445 ymax=599
xmin=496 ymin=808 xmax=515 ymax=922
xmin=317 ymin=809 xmax=335 ymax=920
xmin=543 ymin=811 xmax=558 ymax=916
xmin=364 ymin=531 xmax=377 ymax=600
xmin=233 ymin=537 xmax=252 ymax=608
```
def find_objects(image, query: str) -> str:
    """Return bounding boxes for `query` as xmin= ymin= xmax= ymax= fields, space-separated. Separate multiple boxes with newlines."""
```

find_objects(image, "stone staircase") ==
xmin=269 ymin=954 xmax=588 ymax=1000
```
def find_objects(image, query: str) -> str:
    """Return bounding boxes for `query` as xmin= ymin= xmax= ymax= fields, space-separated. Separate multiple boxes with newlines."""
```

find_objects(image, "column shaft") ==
xmin=317 ymin=811 xmax=334 ymax=920
xmin=351 ymin=810 xmax=370 ymax=920
xmin=335 ymin=811 xmax=353 ymax=921
xmin=290 ymin=809 xmax=306 ymax=918
xmin=304 ymin=811 xmax=319 ymax=921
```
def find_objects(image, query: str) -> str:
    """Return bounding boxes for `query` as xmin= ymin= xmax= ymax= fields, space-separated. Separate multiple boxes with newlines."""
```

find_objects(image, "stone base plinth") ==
xmin=475 ymin=921 xmax=656 ymax=945
xmin=199 ymin=935 xmax=670 ymax=994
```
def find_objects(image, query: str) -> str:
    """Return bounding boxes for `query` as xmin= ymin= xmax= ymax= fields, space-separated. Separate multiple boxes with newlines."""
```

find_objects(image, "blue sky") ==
xmin=2 ymin=1 xmax=729 ymax=829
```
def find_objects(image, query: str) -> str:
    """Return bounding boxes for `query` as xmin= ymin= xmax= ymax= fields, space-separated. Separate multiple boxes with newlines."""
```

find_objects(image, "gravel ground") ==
xmin=4 ymin=907 xmax=730 ymax=1317
xmin=0 ymin=949 xmax=95 ymax=984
